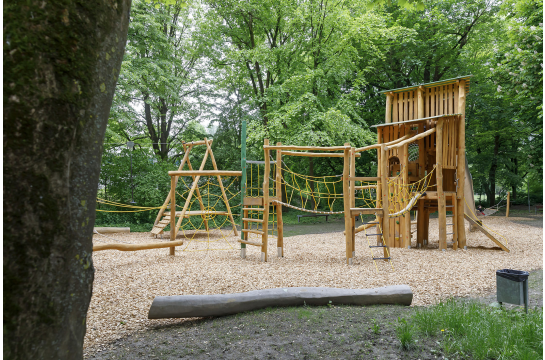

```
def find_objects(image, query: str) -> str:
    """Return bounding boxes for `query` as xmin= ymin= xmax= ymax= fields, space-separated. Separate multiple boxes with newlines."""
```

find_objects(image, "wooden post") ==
xmin=376 ymin=128 xmax=386 ymax=258
xmin=350 ymin=146 xmax=356 ymax=258
xmin=276 ymin=142 xmax=284 ymax=257
xmin=436 ymin=118 xmax=447 ymax=250
xmin=385 ymin=93 xmax=393 ymax=123
xmin=184 ymin=147 xmax=210 ymax=232
xmin=417 ymin=199 xmax=424 ymax=247
xmin=173 ymin=139 xmax=211 ymax=237
xmin=402 ymin=143 xmax=411 ymax=248
xmin=240 ymin=121 xmax=247 ymax=258
xmin=506 ymin=191 xmax=510 ymax=217
xmin=262 ymin=139 xmax=270 ymax=262
xmin=170 ymin=175 xmax=177 ymax=255
xmin=380 ymin=145 xmax=391 ymax=251
xmin=452 ymin=193 xmax=458 ymax=250
xmin=343 ymin=146 xmax=352 ymax=264
xmin=417 ymin=87 xmax=426 ymax=179
xmin=154 ymin=144 xmax=193 ymax=226
xmin=205 ymin=140 xmax=239 ymax=236
xmin=457 ymin=81 xmax=467 ymax=249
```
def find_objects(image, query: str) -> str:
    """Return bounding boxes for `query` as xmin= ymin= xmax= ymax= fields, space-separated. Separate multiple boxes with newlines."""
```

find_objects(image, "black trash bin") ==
xmin=496 ymin=269 xmax=529 ymax=313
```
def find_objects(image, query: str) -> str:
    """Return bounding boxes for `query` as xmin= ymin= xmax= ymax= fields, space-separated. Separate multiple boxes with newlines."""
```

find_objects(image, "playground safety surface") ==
xmin=85 ymin=214 xmax=542 ymax=356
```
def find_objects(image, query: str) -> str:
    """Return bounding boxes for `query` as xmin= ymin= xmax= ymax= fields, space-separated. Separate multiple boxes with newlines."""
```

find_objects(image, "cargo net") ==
xmin=275 ymin=160 xmax=344 ymax=214
xmin=385 ymin=166 xmax=436 ymax=218
xmin=171 ymin=175 xmax=242 ymax=251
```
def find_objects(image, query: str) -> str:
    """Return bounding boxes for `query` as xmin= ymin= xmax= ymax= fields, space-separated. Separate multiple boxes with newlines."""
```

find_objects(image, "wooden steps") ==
xmin=242 ymin=229 xmax=264 ymax=235
xmin=237 ymin=239 xmax=263 ymax=247
xmin=242 ymin=218 xmax=264 ymax=223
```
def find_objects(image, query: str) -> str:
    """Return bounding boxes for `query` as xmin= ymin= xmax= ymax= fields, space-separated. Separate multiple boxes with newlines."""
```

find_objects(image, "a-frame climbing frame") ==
xmin=151 ymin=139 xmax=239 ymax=245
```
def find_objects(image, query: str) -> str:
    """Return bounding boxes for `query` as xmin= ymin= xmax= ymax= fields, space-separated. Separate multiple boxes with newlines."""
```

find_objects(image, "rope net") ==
xmin=171 ymin=175 xmax=241 ymax=251
xmin=276 ymin=160 xmax=344 ymax=214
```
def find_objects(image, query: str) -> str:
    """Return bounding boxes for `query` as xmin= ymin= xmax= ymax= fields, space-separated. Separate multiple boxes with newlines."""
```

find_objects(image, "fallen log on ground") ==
xmin=148 ymin=285 xmax=413 ymax=319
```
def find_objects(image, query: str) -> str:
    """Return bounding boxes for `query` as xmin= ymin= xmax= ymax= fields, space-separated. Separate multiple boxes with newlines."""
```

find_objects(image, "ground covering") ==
xmin=85 ymin=213 xmax=542 ymax=358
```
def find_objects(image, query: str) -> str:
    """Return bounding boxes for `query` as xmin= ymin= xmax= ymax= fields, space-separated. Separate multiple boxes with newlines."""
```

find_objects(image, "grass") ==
xmin=409 ymin=298 xmax=543 ymax=359
xmin=395 ymin=317 xmax=415 ymax=350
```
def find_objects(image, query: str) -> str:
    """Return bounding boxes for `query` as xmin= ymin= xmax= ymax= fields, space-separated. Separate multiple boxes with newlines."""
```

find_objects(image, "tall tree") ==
xmin=4 ymin=0 xmax=131 ymax=358
xmin=111 ymin=0 xmax=204 ymax=160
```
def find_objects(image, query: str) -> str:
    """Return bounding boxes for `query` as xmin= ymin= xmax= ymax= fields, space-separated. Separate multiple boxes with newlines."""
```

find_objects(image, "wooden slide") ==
xmin=463 ymin=159 xmax=509 ymax=252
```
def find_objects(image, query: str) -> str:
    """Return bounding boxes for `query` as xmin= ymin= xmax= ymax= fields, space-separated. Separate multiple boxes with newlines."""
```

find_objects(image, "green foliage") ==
xmin=395 ymin=317 xmax=414 ymax=350
xmin=411 ymin=299 xmax=543 ymax=359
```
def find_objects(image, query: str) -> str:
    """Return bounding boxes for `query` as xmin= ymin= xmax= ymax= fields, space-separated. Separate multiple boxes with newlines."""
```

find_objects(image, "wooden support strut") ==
xmin=457 ymin=80 xmax=467 ymax=248
xmin=276 ymin=142 xmax=284 ymax=257
xmin=380 ymin=145 xmax=391 ymax=253
xmin=262 ymin=139 xmax=270 ymax=262
xmin=436 ymin=119 xmax=447 ymax=250
xmin=343 ymin=145 xmax=352 ymax=265
xmin=350 ymin=147 xmax=356 ymax=259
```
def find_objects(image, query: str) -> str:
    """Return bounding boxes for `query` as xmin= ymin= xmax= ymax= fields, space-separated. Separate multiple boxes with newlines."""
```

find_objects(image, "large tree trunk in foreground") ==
xmin=4 ymin=0 xmax=131 ymax=358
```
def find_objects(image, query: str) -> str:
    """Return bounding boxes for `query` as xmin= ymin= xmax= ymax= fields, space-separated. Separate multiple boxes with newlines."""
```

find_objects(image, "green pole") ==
xmin=240 ymin=121 xmax=247 ymax=254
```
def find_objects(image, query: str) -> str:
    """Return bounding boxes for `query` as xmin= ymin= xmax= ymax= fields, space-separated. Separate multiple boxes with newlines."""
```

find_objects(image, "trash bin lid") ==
xmin=496 ymin=269 xmax=529 ymax=282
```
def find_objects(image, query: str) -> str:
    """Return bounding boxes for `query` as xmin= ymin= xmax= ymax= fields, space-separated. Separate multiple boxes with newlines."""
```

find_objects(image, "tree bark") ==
xmin=4 ymin=0 xmax=131 ymax=358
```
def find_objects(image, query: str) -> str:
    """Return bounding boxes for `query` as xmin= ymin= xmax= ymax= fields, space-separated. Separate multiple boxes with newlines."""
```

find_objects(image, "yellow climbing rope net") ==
xmin=276 ymin=161 xmax=344 ymax=214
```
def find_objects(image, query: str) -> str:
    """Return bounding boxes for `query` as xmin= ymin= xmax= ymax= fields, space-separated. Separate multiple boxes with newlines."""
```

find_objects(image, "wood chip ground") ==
xmin=85 ymin=216 xmax=542 ymax=353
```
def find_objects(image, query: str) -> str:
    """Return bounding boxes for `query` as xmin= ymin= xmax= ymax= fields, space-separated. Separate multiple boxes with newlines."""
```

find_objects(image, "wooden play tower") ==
xmin=345 ymin=76 xmax=472 ymax=263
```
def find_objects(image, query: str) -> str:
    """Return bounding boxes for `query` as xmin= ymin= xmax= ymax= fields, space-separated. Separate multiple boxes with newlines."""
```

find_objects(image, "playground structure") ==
xmin=236 ymin=76 xmax=509 ymax=264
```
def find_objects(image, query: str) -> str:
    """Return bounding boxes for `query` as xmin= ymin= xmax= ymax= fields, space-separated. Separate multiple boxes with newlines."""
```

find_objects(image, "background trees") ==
xmin=101 ymin=0 xmax=542 ymax=221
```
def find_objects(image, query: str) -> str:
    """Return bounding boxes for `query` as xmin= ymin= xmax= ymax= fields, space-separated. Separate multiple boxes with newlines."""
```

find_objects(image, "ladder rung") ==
xmin=242 ymin=229 xmax=264 ymax=235
xmin=364 ymin=221 xmax=379 ymax=225
xmin=446 ymin=215 xmax=454 ymax=217
xmin=237 ymin=239 xmax=263 ymax=247
xmin=243 ymin=207 xmax=265 ymax=211
xmin=242 ymin=218 xmax=264 ymax=223
xmin=446 ymin=232 xmax=454 ymax=235
xmin=369 ymin=245 xmax=387 ymax=248
xmin=446 ymin=223 xmax=454 ymax=226
xmin=372 ymin=257 xmax=391 ymax=260
xmin=445 ymin=205 xmax=454 ymax=208
xmin=365 ymin=233 xmax=382 ymax=237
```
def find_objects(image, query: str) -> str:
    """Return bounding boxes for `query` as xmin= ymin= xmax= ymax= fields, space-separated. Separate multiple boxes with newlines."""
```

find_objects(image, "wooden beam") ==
xmin=385 ymin=127 xmax=436 ymax=150
xmin=350 ymin=147 xmax=356 ymax=259
xmin=94 ymin=240 xmax=185 ymax=252
xmin=385 ymin=92 xmax=393 ymax=123
xmin=436 ymin=118 xmax=447 ymax=250
xmin=343 ymin=145 xmax=352 ymax=264
xmin=464 ymin=214 xmax=510 ymax=252
xmin=349 ymin=176 xmax=380 ymax=182
xmin=380 ymin=145 xmax=391 ymax=250
xmin=264 ymin=145 xmax=349 ymax=151
xmin=354 ymin=132 xmax=415 ymax=153
xmin=170 ymin=175 xmax=176 ymax=255
xmin=168 ymin=170 xmax=242 ymax=177
xmin=94 ymin=227 xmax=130 ymax=234
xmin=350 ymin=208 xmax=384 ymax=216
xmin=276 ymin=142 xmax=284 ymax=257
xmin=457 ymin=80 xmax=467 ymax=248
xmin=262 ymin=139 xmax=270 ymax=262
xmin=281 ymin=151 xmax=360 ymax=158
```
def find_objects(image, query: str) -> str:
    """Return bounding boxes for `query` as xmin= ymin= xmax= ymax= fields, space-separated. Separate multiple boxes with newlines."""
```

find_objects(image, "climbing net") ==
xmin=276 ymin=160 xmax=344 ymax=214
xmin=384 ymin=166 xmax=436 ymax=218
xmin=172 ymin=175 xmax=242 ymax=251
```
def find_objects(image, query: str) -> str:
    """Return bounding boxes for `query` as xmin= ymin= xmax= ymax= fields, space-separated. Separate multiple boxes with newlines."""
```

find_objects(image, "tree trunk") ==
xmin=487 ymin=134 xmax=501 ymax=207
xmin=4 ymin=0 xmax=131 ymax=358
